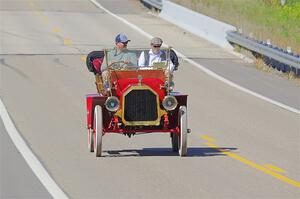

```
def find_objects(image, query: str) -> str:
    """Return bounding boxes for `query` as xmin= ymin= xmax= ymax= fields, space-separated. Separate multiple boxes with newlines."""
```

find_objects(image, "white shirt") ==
xmin=138 ymin=49 xmax=175 ymax=71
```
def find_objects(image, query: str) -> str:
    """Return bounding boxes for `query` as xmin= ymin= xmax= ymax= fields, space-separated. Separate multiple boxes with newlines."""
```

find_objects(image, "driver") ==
xmin=102 ymin=33 xmax=137 ymax=72
xmin=100 ymin=34 xmax=137 ymax=91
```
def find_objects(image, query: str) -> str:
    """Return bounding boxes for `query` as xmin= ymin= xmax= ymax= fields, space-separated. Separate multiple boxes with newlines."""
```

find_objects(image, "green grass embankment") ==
xmin=171 ymin=0 xmax=300 ymax=54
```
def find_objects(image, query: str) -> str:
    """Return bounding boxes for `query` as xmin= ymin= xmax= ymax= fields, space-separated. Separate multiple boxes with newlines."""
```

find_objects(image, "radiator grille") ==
xmin=124 ymin=90 xmax=157 ymax=121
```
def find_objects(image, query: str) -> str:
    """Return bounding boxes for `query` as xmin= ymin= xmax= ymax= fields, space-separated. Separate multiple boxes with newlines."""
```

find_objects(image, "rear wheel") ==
xmin=88 ymin=128 xmax=94 ymax=152
xmin=171 ymin=133 xmax=179 ymax=152
xmin=179 ymin=106 xmax=187 ymax=156
xmin=94 ymin=105 xmax=103 ymax=157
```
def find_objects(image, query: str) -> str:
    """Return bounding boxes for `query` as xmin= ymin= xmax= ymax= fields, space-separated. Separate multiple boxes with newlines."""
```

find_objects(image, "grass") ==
xmin=171 ymin=0 xmax=300 ymax=54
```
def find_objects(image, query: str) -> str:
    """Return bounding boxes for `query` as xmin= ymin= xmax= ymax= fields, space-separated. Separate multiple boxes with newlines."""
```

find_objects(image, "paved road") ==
xmin=0 ymin=119 xmax=52 ymax=199
xmin=1 ymin=0 xmax=299 ymax=198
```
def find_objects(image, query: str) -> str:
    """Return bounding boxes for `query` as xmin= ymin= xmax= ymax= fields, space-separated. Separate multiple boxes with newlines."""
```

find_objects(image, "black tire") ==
xmin=171 ymin=133 xmax=179 ymax=152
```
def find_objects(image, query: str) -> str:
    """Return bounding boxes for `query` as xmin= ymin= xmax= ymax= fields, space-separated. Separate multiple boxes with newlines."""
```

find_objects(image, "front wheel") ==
xmin=88 ymin=129 xmax=94 ymax=152
xmin=94 ymin=105 xmax=103 ymax=157
xmin=179 ymin=106 xmax=188 ymax=156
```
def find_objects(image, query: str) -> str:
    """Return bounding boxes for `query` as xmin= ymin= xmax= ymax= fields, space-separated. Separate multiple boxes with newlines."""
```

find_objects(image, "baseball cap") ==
xmin=151 ymin=37 xmax=163 ymax=45
xmin=115 ymin=34 xmax=131 ymax=43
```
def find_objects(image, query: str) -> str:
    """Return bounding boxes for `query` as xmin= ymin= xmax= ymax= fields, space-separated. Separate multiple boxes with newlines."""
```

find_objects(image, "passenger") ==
xmin=138 ymin=37 xmax=179 ymax=71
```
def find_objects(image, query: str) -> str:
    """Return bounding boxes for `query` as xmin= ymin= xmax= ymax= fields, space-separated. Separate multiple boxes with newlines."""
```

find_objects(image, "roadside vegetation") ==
xmin=171 ymin=0 xmax=300 ymax=55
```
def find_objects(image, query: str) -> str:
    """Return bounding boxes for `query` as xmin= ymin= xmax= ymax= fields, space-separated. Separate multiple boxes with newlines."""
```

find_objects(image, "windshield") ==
xmin=103 ymin=48 xmax=172 ymax=70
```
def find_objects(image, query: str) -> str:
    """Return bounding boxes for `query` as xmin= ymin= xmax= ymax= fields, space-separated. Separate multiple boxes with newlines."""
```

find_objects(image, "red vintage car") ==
xmin=85 ymin=48 xmax=189 ymax=157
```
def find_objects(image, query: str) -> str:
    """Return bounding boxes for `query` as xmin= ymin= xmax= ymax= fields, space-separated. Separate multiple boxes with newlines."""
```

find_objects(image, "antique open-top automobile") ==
xmin=85 ymin=48 xmax=189 ymax=157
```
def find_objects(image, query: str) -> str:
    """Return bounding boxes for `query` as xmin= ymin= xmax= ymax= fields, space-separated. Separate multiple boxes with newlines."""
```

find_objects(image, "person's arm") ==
xmin=127 ymin=52 xmax=138 ymax=66
xmin=168 ymin=61 xmax=175 ymax=72
xmin=101 ymin=50 xmax=112 ymax=72
xmin=138 ymin=51 xmax=145 ymax=67
xmin=101 ymin=61 xmax=107 ymax=72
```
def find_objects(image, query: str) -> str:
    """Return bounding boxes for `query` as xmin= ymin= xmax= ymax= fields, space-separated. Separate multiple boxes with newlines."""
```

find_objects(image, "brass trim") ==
xmin=116 ymin=85 xmax=166 ymax=126
xmin=95 ymin=74 xmax=104 ymax=94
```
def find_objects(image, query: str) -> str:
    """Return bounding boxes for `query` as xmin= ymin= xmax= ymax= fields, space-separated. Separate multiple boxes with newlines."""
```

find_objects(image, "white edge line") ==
xmin=90 ymin=0 xmax=300 ymax=115
xmin=175 ymin=53 xmax=300 ymax=115
xmin=0 ymin=99 xmax=69 ymax=199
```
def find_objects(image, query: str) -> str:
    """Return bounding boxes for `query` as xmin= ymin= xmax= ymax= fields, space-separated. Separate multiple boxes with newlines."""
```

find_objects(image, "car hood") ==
xmin=115 ymin=78 xmax=165 ymax=101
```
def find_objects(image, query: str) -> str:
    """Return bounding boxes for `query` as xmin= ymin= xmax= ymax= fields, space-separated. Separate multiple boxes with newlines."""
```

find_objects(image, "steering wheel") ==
xmin=107 ymin=60 xmax=128 ymax=70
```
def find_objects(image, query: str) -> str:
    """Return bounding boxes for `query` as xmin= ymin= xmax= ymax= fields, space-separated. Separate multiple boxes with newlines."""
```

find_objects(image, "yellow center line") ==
xmin=80 ymin=56 xmax=87 ymax=62
xmin=201 ymin=137 xmax=300 ymax=189
xmin=28 ymin=1 xmax=74 ymax=49
xmin=28 ymin=0 xmax=49 ymax=24
xmin=42 ymin=16 xmax=49 ymax=23
xmin=63 ymin=38 xmax=73 ymax=46
xmin=200 ymin=135 xmax=215 ymax=143
xmin=51 ymin=28 xmax=61 ymax=33
xmin=263 ymin=164 xmax=286 ymax=173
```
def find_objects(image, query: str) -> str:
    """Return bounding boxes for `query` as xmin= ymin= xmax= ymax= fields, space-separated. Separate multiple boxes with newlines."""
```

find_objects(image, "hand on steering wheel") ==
xmin=107 ymin=60 xmax=128 ymax=69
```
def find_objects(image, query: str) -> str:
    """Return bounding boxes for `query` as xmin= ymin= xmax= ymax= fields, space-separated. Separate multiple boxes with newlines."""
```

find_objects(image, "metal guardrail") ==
xmin=141 ymin=0 xmax=299 ymax=75
xmin=140 ymin=0 xmax=162 ymax=10
xmin=226 ymin=31 xmax=300 ymax=71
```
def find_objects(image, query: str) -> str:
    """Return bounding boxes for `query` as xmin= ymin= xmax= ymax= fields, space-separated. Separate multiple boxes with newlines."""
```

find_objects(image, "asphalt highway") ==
xmin=1 ymin=0 xmax=299 ymax=198
xmin=0 ymin=119 xmax=52 ymax=198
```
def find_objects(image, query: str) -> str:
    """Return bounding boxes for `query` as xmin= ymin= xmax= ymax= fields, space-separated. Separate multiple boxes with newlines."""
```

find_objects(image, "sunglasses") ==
xmin=153 ymin=45 xmax=161 ymax=48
